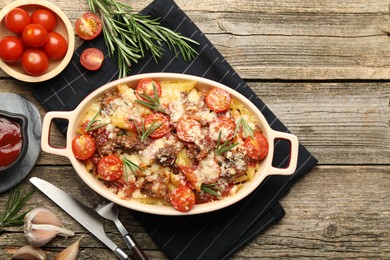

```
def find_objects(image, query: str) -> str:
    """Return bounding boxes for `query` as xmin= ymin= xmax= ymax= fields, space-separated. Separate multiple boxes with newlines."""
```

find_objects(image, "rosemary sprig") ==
xmin=87 ymin=0 xmax=199 ymax=78
xmin=122 ymin=157 xmax=144 ymax=181
xmin=0 ymin=188 xmax=34 ymax=233
xmin=135 ymin=84 xmax=167 ymax=114
xmin=85 ymin=109 xmax=107 ymax=132
xmin=133 ymin=120 xmax=162 ymax=142
xmin=216 ymin=131 xmax=239 ymax=156
xmin=201 ymin=183 xmax=221 ymax=197
xmin=234 ymin=117 xmax=254 ymax=138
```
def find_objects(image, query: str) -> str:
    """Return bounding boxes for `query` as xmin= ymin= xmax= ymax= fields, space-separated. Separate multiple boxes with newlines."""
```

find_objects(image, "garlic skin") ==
xmin=24 ymin=208 xmax=75 ymax=247
xmin=12 ymin=245 xmax=46 ymax=260
xmin=55 ymin=235 xmax=84 ymax=260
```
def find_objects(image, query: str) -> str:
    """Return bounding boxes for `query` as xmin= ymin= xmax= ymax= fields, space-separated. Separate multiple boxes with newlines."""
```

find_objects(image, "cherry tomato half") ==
xmin=31 ymin=8 xmax=57 ymax=32
xmin=144 ymin=113 xmax=170 ymax=139
xmin=176 ymin=118 xmax=202 ymax=143
xmin=80 ymin=48 xmax=104 ymax=71
xmin=209 ymin=116 xmax=236 ymax=142
xmin=21 ymin=48 xmax=49 ymax=76
xmin=75 ymin=12 xmax=102 ymax=40
xmin=22 ymin=23 xmax=48 ymax=47
xmin=0 ymin=36 xmax=24 ymax=62
xmin=43 ymin=31 xmax=68 ymax=60
xmin=168 ymin=186 xmax=196 ymax=212
xmin=136 ymin=78 xmax=162 ymax=100
xmin=244 ymin=131 xmax=269 ymax=160
xmin=97 ymin=154 xmax=123 ymax=181
xmin=205 ymin=88 xmax=231 ymax=112
xmin=71 ymin=134 xmax=96 ymax=160
xmin=5 ymin=8 xmax=31 ymax=34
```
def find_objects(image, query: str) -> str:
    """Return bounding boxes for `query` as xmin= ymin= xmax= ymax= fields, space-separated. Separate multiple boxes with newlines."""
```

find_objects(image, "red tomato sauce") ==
xmin=0 ymin=117 xmax=23 ymax=168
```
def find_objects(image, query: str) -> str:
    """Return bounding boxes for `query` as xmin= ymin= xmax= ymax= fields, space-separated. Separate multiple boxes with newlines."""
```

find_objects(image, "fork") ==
xmin=84 ymin=188 xmax=148 ymax=260
xmin=95 ymin=201 xmax=149 ymax=260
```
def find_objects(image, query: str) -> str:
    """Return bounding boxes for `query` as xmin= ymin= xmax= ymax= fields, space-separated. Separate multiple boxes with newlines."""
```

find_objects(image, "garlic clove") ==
xmin=24 ymin=208 xmax=75 ymax=247
xmin=12 ymin=245 xmax=46 ymax=260
xmin=54 ymin=235 xmax=84 ymax=260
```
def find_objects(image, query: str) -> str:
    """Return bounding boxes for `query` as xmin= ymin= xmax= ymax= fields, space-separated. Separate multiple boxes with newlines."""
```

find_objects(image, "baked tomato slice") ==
xmin=72 ymin=134 xmax=96 ymax=160
xmin=168 ymin=186 xmax=196 ymax=212
xmin=144 ymin=113 xmax=170 ymax=139
xmin=209 ymin=116 xmax=236 ymax=142
xmin=244 ymin=131 xmax=269 ymax=160
xmin=205 ymin=88 xmax=231 ymax=112
xmin=136 ymin=78 xmax=162 ymax=100
xmin=176 ymin=118 xmax=202 ymax=143
xmin=97 ymin=154 xmax=123 ymax=181
xmin=75 ymin=12 xmax=102 ymax=40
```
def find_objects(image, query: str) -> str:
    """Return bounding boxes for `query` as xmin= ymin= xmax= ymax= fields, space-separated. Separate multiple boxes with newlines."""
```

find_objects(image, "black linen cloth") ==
xmin=32 ymin=0 xmax=318 ymax=259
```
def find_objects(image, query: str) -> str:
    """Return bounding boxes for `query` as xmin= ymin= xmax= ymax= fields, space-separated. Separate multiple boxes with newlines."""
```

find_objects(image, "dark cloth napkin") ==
xmin=32 ymin=0 xmax=318 ymax=259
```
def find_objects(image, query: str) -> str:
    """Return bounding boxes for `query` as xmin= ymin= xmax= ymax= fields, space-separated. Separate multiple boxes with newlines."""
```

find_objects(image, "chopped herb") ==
xmin=122 ymin=157 xmax=144 ymax=181
xmin=0 ymin=188 xmax=34 ymax=233
xmin=216 ymin=131 xmax=239 ymax=155
xmin=234 ymin=117 xmax=254 ymax=138
xmin=85 ymin=109 xmax=107 ymax=132
xmin=133 ymin=120 xmax=162 ymax=142
xmin=135 ymin=83 xmax=167 ymax=114
xmin=201 ymin=184 xmax=221 ymax=197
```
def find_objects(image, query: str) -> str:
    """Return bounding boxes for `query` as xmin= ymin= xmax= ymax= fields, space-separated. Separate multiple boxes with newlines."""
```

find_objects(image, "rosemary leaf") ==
xmin=201 ymin=184 xmax=221 ymax=197
xmin=122 ymin=157 xmax=144 ymax=182
xmin=87 ymin=0 xmax=199 ymax=78
xmin=234 ymin=117 xmax=254 ymax=138
xmin=85 ymin=109 xmax=107 ymax=132
xmin=0 ymin=188 xmax=34 ymax=232
xmin=215 ymin=131 xmax=239 ymax=155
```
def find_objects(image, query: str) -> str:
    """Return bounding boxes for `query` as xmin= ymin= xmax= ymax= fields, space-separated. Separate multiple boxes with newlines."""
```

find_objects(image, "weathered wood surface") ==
xmin=0 ymin=0 xmax=389 ymax=259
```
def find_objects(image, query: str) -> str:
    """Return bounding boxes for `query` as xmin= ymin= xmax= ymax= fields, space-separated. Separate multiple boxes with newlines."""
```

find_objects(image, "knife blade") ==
xmin=29 ymin=177 xmax=134 ymax=260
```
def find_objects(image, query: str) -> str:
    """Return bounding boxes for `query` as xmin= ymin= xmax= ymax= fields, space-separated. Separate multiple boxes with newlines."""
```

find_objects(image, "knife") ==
xmin=30 ymin=177 xmax=134 ymax=260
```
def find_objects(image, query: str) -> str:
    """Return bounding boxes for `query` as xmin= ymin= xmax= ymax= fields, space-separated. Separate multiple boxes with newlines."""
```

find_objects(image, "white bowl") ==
xmin=41 ymin=73 xmax=299 ymax=215
xmin=0 ymin=0 xmax=75 ymax=82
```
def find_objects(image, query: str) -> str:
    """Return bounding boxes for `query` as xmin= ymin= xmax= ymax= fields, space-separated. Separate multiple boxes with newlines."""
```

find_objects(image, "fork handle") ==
xmin=124 ymin=234 xmax=148 ymax=260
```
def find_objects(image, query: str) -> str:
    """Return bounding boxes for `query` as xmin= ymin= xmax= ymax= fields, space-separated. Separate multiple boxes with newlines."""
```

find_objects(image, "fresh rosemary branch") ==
xmin=201 ymin=183 xmax=221 ymax=197
xmin=0 ymin=188 xmax=34 ymax=233
xmin=135 ymin=84 xmax=167 ymax=114
xmin=234 ymin=117 xmax=254 ymax=138
xmin=134 ymin=120 xmax=162 ymax=142
xmin=85 ymin=109 xmax=107 ymax=132
xmin=87 ymin=0 xmax=199 ymax=78
xmin=122 ymin=157 xmax=144 ymax=181
xmin=215 ymin=131 xmax=239 ymax=155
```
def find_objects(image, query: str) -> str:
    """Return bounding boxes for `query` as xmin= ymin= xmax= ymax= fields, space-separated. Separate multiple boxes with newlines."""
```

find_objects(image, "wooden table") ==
xmin=1 ymin=0 xmax=389 ymax=259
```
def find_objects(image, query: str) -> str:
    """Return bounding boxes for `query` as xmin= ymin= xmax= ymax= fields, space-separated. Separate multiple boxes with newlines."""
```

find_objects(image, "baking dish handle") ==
xmin=268 ymin=130 xmax=299 ymax=176
xmin=41 ymin=111 xmax=73 ymax=158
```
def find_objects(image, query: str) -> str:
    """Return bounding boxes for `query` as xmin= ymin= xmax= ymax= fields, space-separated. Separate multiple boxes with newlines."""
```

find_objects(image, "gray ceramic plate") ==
xmin=0 ymin=93 xmax=41 ymax=193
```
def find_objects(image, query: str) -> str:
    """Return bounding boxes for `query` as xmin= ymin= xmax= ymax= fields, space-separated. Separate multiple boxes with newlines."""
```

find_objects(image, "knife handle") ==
xmin=114 ymin=247 xmax=134 ymax=260
xmin=131 ymin=244 xmax=149 ymax=260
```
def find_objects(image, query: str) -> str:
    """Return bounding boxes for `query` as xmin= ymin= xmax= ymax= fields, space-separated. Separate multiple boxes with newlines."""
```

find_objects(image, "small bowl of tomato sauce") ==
xmin=0 ymin=110 xmax=29 ymax=172
xmin=0 ymin=0 xmax=75 ymax=82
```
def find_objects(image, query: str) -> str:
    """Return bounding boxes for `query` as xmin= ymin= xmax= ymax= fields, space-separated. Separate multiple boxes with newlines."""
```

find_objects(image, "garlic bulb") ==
xmin=24 ymin=208 xmax=75 ymax=247
xmin=12 ymin=245 xmax=46 ymax=260
xmin=55 ymin=235 xmax=84 ymax=260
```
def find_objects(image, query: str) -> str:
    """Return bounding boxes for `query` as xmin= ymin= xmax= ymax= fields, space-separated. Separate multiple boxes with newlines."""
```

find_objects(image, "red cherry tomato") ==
xmin=209 ymin=116 xmax=236 ymax=142
xmin=0 ymin=36 xmax=24 ymax=62
xmin=5 ymin=8 xmax=31 ymax=34
xmin=144 ymin=113 xmax=170 ymax=139
xmin=75 ymin=12 xmax=102 ymax=40
xmin=205 ymin=88 xmax=231 ymax=112
xmin=176 ymin=118 xmax=202 ymax=143
xmin=244 ymin=131 xmax=269 ymax=160
xmin=21 ymin=48 xmax=49 ymax=76
xmin=22 ymin=23 xmax=48 ymax=47
xmin=71 ymin=134 xmax=96 ymax=160
xmin=43 ymin=32 xmax=68 ymax=60
xmin=97 ymin=154 xmax=123 ymax=181
xmin=168 ymin=186 xmax=196 ymax=212
xmin=31 ymin=9 xmax=57 ymax=32
xmin=136 ymin=78 xmax=162 ymax=100
xmin=80 ymin=48 xmax=104 ymax=71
